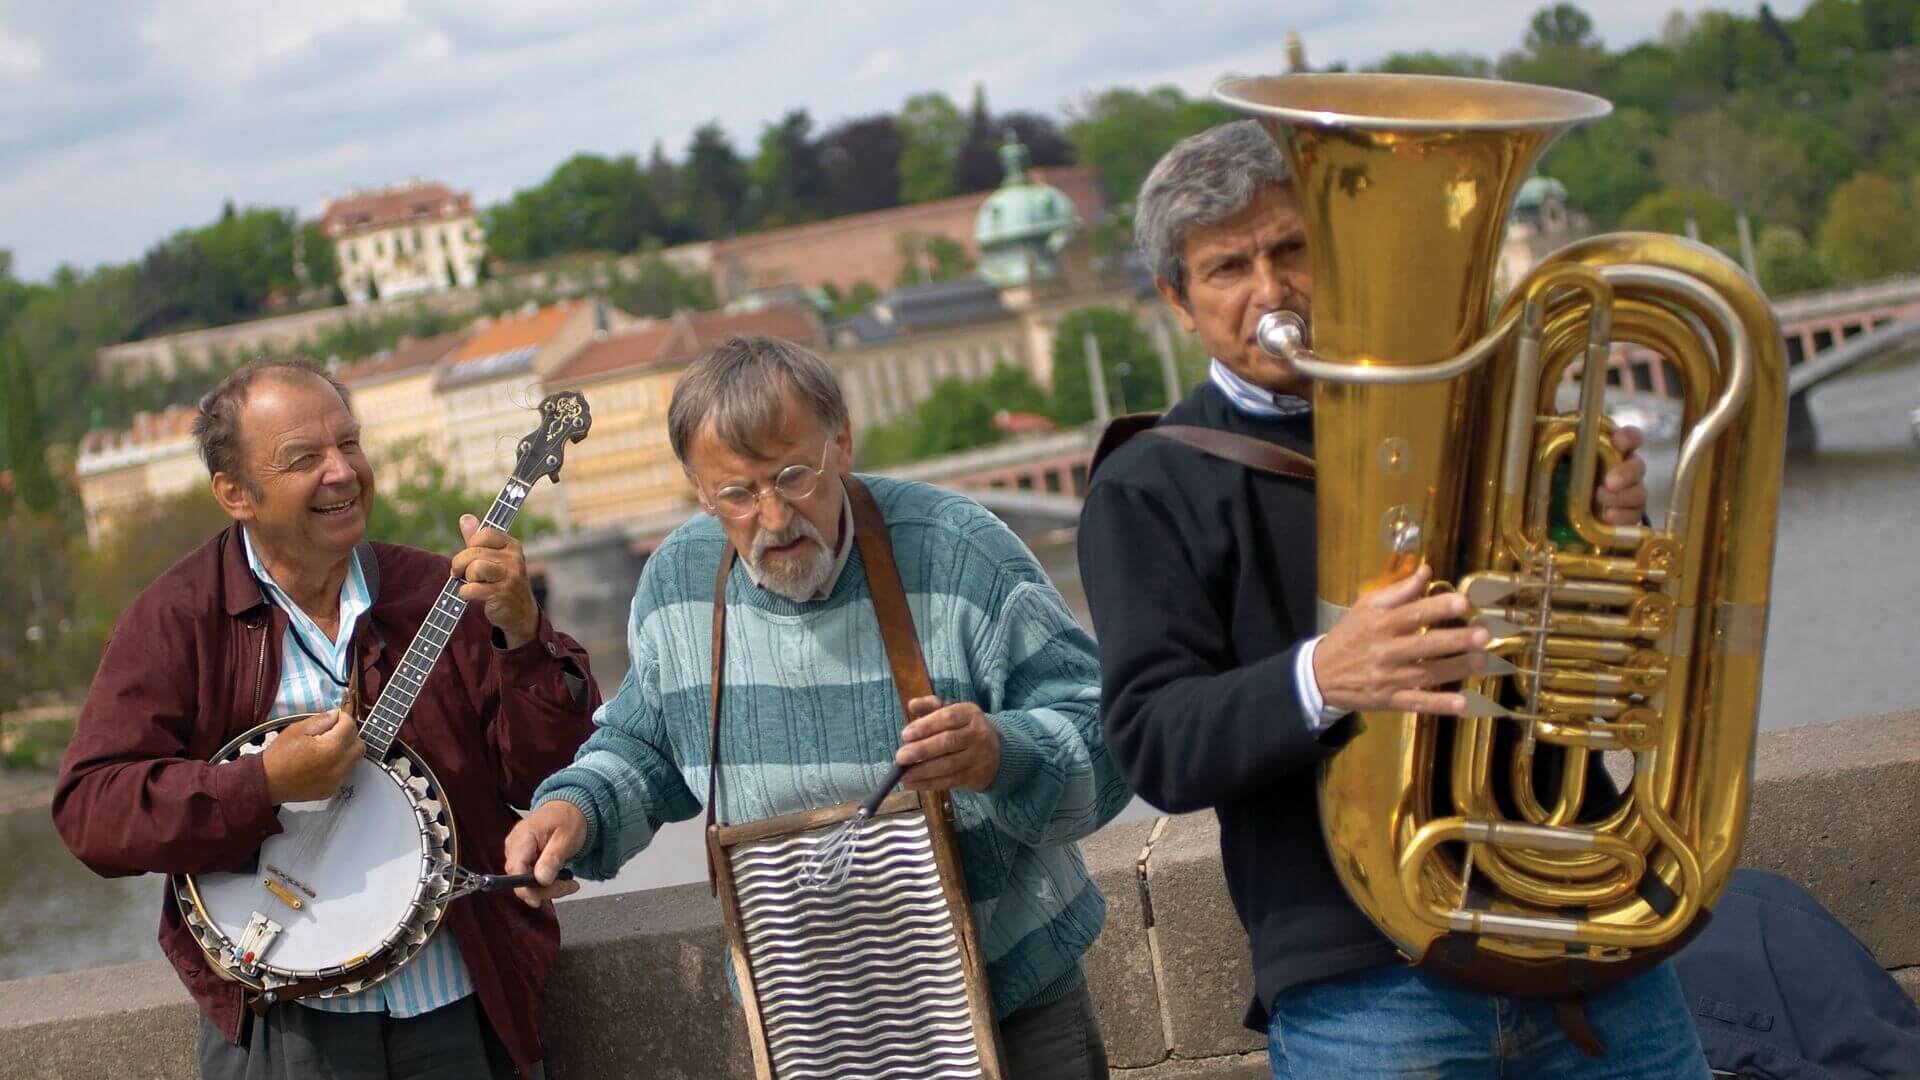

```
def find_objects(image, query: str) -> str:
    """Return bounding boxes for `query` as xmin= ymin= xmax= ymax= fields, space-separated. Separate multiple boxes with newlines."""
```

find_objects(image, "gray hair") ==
xmin=192 ymin=357 xmax=352 ymax=494
xmin=668 ymin=335 xmax=849 ymax=465
xmin=1134 ymin=120 xmax=1291 ymax=301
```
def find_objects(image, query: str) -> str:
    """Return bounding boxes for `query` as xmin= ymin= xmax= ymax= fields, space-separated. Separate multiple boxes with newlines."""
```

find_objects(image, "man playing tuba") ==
xmin=1077 ymin=121 xmax=1710 ymax=1078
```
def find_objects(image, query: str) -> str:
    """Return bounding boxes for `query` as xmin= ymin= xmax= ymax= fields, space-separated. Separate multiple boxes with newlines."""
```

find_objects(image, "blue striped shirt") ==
xmin=533 ymin=475 xmax=1132 ymax=1018
xmin=242 ymin=531 xmax=475 ymax=1016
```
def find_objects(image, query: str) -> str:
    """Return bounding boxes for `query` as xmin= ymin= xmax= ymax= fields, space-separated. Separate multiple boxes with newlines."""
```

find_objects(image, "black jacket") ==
xmin=1077 ymin=383 xmax=1398 ymax=1029
xmin=1673 ymin=869 xmax=1920 ymax=1079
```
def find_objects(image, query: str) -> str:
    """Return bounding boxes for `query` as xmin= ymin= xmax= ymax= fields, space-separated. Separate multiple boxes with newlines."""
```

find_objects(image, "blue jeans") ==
xmin=1266 ymin=962 xmax=1709 ymax=1079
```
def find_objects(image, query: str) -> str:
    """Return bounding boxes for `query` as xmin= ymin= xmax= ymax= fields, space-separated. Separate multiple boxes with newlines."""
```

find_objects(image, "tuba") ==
xmin=1215 ymin=74 xmax=1787 ymax=996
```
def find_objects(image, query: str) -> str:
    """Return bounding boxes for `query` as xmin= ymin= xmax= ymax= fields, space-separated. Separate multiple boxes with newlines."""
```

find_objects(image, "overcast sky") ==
xmin=0 ymin=0 xmax=1807 ymax=281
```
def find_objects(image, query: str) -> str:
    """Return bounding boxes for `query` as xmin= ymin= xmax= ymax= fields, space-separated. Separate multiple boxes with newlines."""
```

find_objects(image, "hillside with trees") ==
xmin=3 ymin=1 xmax=1917 ymax=498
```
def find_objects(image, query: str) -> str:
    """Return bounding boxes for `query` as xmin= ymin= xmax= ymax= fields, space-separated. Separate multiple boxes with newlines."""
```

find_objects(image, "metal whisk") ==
xmin=800 ymin=762 xmax=908 ymax=891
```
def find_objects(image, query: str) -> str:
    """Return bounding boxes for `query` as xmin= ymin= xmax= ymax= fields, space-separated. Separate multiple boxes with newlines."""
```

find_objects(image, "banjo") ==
xmin=176 ymin=390 xmax=591 ymax=1006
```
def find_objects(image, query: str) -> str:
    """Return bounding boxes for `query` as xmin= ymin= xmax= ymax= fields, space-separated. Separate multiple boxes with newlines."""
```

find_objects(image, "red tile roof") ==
xmin=445 ymin=301 xmax=588 ymax=368
xmin=78 ymin=404 xmax=198 ymax=455
xmin=318 ymin=180 xmax=474 ymax=238
xmin=993 ymin=410 xmax=1057 ymax=436
xmin=553 ymin=304 xmax=823 ymax=385
xmin=337 ymin=329 xmax=468 ymax=387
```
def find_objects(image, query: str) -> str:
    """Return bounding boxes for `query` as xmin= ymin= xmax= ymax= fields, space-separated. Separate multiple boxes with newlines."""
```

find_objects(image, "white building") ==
xmin=317 ymin=180 xmax=486 ymax=304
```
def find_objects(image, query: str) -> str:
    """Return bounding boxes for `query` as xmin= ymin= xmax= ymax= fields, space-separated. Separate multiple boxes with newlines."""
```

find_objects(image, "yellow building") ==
xmin=317 ymin=180 xmax=486 ymax=305
xmin=549 ymin=305 xmax=823 ymax=529
xmin=338 ymin=329 xmax=469 ymax=470
xmin=435 ymin=300 xmax=628 ymax=523
xmin=73 ymin=407 xmax=202 ymax=545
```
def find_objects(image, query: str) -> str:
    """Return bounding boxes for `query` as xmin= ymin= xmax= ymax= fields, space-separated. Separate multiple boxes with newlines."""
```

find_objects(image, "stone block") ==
xmin=1113 ymin=1052 xmax=1271 ymax=1079
xmin=0 ymin=959 xmax=197 ymax=1079
xmin=1081 ymin=818 xmax=1167 ymax=1068
xmin=1893 ymin=966 xmax=1920 ymax=1006
xmin=1741 ymin=710 xmax=1920 ymax=969
xmin=1142 ymin=813 xmax=1264 ymax=1059
xmin=546 ymin=882 xmax=753 ymax=1078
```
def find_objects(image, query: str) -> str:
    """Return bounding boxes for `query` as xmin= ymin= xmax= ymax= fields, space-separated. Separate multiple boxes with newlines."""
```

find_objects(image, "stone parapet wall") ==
xmin=2 ymin=710 xmax=1913 ymax=1078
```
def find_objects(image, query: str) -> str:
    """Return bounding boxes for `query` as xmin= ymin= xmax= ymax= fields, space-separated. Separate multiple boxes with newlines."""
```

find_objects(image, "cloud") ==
xmin=0 ymin=23 xmax=42 ymax=82
xmin=0 ymin=0 xmax=1816 ymax=280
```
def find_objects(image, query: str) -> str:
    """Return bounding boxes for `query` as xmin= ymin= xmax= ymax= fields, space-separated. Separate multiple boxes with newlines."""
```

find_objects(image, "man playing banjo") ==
xmin=54 ymin=358 xmax=600 ymax=1080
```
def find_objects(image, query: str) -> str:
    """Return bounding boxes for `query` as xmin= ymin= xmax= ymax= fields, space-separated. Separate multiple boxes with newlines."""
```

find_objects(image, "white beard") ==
xmin=747 ymin=515 xmax=836 ymax=602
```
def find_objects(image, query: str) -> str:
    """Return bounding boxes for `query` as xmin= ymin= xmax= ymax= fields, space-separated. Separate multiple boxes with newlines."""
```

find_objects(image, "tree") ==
xmin=67 ymin=489 xmax=232 ymax=693
xmin=1755 ymin=225 xmax=1836 ymax=295
xmin=605 ymin=248 xmax=716 ymax=317
xmin=1049 ymin=307 xmax=1164 ymax=425
xmin=896 ymin=92 xmax=967 ymax=203
xmin=1065 ymin=87 xmax=1237 ymax=206
xmin=893 ymin=233 xmax=974 ymax=287
xmin=367 ymin=439 xmax=554 ymax=554
xmin=1499 ymin=3 xmax=1608 ymax=91
xmin=1817 ymin=172 xmax=1920 ymax=281
xmin=682 ymin=124 xmax=749 ymax=240
xmin=1526 ymin=3 xmax=1597 ymax=49
xmin=1000 ymin=113 xmax=1074 ymax=169
xmin=819 ymin=280 xmax=882 ymax=318
xmin=1373 ymin=52 xmax=1494 ymax=77
xmin=749 ymin=110 xmax=826 ymax=228
xmin=0 ymin=511 xmax=83 ymax=706
xmin=1655 ymin=110 xmax=1816 ymax=232
xmin=819 ymin=116 xmax=903 ymax=216
xmin=953 ymin=85 xmax=1003 ymax=193
xmin=644 ymin=142 xmax=691 ymax=243
xmin=483 ymin=153 xmax=659 ymax=262
xmin=909 ymin=365 xmax=1049 ymax=459
xmin=1539 ymin=106 xmax=1662 ymax=226
xmin=296 ymin=223 xmax=341 ymax=297
xmin=1862 ymin=0 xmax=1919 ymax=47
xmin=1621 ymin=187 xmax=1741 ymax=254
xmin=0 ymin=333 xmax=59 ymax=514
xmin=856 ymin=364 xmax=1051 ymax=465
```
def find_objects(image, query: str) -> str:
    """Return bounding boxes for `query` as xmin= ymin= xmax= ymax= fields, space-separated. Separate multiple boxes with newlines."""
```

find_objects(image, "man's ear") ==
xmin=1155 ymin=277 xmax=1198 ymax=334
xmin=834 ymin=421 xmax=854 ymax=469
xmin=682 ymin=467 xmax=712 ymax=516
xmin=211 ymin=471 xmax=254 ymax=523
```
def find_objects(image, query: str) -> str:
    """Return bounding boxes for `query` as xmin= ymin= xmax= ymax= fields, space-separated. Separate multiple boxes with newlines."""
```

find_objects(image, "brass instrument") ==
xmin=1216 ymin=74 xmax=1786 ymax=994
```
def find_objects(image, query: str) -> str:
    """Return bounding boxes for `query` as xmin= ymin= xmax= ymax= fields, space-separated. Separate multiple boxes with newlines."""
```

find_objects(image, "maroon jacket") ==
xmin=53 ymin=524 xmax=600 ymax=1076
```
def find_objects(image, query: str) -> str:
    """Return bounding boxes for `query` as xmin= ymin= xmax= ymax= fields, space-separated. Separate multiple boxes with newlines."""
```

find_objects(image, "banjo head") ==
xmin=177 ymin=719 xmax=458 ymax=993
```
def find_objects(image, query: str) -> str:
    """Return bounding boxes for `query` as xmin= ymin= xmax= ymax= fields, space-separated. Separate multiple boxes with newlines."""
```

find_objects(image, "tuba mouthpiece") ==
xmin=1256 ymin=310 xmax=1309 ymax=360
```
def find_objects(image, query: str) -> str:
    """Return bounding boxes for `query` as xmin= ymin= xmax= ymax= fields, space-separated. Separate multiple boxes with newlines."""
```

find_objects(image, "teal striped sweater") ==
xmin=533 ymin=474 xmax=1131 ymax=1016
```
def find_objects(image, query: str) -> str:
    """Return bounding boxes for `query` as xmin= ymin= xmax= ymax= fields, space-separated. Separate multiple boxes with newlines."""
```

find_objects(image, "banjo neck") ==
xmin=359 ymin=476 xmax=533 ymax=762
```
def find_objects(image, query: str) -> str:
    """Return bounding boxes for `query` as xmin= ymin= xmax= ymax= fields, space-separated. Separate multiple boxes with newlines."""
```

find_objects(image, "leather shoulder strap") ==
xmin=1147 ymin=424 xmax=1315 ymax=481
xmin=705 ymin=542 xmax=736 ymax=892
xmin=843 ymin=476 xmax=935 ymax=709
xmin=1089 ymin=413 xmax=1316 ymax=483
xmin=1088 ymin=412 xmax=1165 ymax=480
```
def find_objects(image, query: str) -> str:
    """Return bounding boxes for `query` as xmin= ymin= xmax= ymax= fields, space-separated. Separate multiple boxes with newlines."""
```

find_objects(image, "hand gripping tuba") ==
xmin=1215 ymin=74 xmax=1787 ymax=996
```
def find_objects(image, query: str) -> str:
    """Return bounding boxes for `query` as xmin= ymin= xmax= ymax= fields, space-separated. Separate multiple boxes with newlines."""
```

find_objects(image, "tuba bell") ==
xmin=1214 ymin=73 xmax=1787 ymax=995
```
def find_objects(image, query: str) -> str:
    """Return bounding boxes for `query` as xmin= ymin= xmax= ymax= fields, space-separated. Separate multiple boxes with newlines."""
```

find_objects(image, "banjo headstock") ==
xmin=513 ymin=391 xmax=593 ymax=486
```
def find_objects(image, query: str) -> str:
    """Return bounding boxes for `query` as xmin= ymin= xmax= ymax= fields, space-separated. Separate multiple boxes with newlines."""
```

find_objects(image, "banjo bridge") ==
xmin=264 ymin=863 xmax=319 ymax=899
xmin=262 ymin=879 xmax=306 ymax=910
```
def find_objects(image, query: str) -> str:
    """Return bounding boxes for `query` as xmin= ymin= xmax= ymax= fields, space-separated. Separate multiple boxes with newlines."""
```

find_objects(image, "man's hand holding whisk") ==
xmin=896 ymin=695 xmax=1002 ymax=792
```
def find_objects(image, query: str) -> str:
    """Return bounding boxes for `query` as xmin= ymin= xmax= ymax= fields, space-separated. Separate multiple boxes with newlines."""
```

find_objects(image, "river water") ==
xmin=4 ymin=359 xmax=1916 ymax=984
